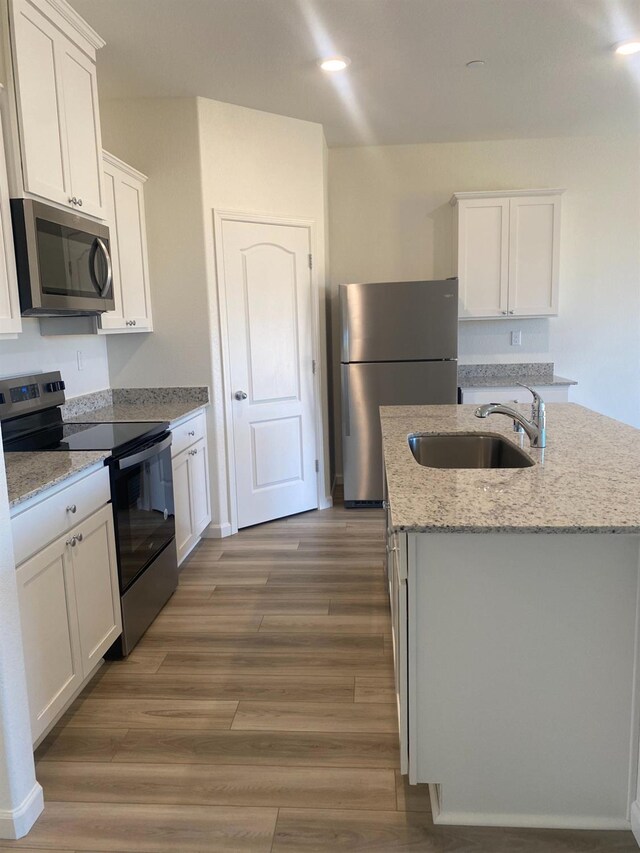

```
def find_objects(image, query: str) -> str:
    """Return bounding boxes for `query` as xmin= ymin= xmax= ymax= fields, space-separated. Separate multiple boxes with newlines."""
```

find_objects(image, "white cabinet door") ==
xmin=10 ymin=0 xmax=68 ymax=206
xmin=390 ymin=533 xmax=408 ymax=775
xmin=71 ymin=504 xmax=121 ymax=674
xmin=453 ymin=190 xmax=563 ymax=320
xmin=172 ymin=447 xmax=195 ymax=565
xmin=99 ymin=153 xmax=152 ymax=333
xmin=456 ymin=198 xmax=509 ymax=319
xmin=508 ymin=195 xmax=560 ymax=317
xmin=189 ymin=438 xmax=211 ymax=537
xmin=16 ymin=534 xmax=82 ymax=743
xmin=8 ymin=0 xmax=105 ymax=217
xmin=59 ymin=40 xmax=104 ymax=218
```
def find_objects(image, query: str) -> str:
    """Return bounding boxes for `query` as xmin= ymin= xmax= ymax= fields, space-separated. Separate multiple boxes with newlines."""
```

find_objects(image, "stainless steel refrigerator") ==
xmin=340 ymin=279 xmax=458 ymax=507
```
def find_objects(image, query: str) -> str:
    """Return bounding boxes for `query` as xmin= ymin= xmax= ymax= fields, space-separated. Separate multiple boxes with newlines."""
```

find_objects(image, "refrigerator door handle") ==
xmin=341 ymin=364 xmax=350 ymax=436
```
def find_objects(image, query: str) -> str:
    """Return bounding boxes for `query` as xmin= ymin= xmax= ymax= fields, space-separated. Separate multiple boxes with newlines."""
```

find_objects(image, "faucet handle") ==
xmin=516 ymin=382 xmax=545 ymax=423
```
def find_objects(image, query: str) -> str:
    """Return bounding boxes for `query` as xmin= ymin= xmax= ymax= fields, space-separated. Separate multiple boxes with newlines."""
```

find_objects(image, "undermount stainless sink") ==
xmin=408 ymin=432 xmax=535 ymax=469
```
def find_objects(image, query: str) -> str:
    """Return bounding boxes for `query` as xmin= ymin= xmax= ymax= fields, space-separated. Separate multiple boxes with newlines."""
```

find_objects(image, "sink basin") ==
xmin=408 ymin=432 xmax=534 ymax=469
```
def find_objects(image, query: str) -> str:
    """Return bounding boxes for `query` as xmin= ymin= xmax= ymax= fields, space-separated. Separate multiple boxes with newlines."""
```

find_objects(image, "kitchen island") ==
xmin=381 ymin=403 xmax=640 ymax=832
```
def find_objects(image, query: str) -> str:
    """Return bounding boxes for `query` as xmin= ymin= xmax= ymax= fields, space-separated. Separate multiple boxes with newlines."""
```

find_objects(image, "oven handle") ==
xmin=116 ymin=433 xmax=172 ymax=470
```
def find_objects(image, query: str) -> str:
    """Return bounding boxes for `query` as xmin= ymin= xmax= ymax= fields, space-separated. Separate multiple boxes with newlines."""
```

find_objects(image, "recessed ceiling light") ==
xmin=318 ymin=56 xmax=350 ymax=72
xmin=466 ymin=60 xmax=485 ymax=69
xmin=614 ymin=40 xmax=640 ymax=55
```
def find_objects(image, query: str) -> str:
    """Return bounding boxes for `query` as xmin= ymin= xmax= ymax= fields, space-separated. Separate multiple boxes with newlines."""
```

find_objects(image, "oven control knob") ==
xmin=45 ymin=380 xmax=66 ymax=393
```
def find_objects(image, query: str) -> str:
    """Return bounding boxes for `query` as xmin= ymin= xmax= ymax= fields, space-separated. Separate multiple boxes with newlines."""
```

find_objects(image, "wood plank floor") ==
xmin=5 ymin=498 xmax=638 ymax=851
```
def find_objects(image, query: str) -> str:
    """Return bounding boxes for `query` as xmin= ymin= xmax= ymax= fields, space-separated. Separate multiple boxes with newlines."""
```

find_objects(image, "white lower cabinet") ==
xmin=14 ymin=482 xmax=121 ymax=744
xmin=460 ymin=385 xmax=571 ymax=405
xmin=386 ymin=498 xmax=409 ymax=773
xmin=71 ymin=504 xmax=121 ymax=674
xmin=171 ymin=411 xmax=211 ymax=565
xmin=16 ymin=534 xmax=83 ymax=744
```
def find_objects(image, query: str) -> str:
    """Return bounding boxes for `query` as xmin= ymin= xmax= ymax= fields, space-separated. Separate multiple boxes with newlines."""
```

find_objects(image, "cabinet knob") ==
xmin=76 ymin=532 xmax=83 ymax=543
xmin=66 ymin=504 xmax=77 ymax=514
xmin=188 ymin=430 xmax=195 ymax=437
xmin=234 ymin=390 xmax=248 ymax=400
xmin=69 ymin=197 xmax=78 ymax=206
xmin=501 ymin=310 xmax=508 ymax=315
xmin=77 ymin=198 xmax=83 ymax=207
xmin=132 ymin=320 xmax=136 ymax=326
xmin=66 ymin=536 xmax=77 ymax=547
xmin=509 ymin=310 xmax=514 ymax=315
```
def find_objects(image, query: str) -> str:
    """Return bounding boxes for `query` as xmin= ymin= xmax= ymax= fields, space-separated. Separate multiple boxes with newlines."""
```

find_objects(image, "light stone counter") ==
xmin=381 ymin=402 xmax=640 ymax=534
xmin=6 ymin=451 xmax=109 ymax=509
xmin=64 ymin=401 xmax=205 ymax=426
xmin=63 ymin=386 xmax=209 ymax=426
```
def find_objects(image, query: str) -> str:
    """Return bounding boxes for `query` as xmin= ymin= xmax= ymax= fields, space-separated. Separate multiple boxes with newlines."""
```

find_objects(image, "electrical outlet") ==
xmin=511 ymin=330 xmax=522 ymax=347
xmin=77 ymin=350 xmax=84 ymax=370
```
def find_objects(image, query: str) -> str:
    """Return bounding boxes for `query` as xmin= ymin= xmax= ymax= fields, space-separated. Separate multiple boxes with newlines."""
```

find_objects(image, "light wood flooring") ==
xmin=4 ymin=499 xmax=638 ymax=851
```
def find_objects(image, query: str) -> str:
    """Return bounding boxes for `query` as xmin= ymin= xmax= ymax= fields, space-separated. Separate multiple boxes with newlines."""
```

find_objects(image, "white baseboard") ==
xmin=201 ymin=522 xmax=233 ymax=539
xmin=0 ymin=782 xmax=43 ymax=839
xmin=433 ymin=804 xmax=630 ymax=831
xmin=631 ymin=799 xmax=640 ymax=847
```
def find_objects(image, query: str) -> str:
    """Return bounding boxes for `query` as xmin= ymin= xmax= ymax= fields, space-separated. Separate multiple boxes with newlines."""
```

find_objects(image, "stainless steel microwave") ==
xmin=10 ymin=198 xmax=115 ymax=316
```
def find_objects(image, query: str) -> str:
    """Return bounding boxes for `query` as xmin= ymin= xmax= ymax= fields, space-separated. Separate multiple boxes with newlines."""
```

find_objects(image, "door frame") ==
xmin=212 ymin=209 xmax=330 ymax=536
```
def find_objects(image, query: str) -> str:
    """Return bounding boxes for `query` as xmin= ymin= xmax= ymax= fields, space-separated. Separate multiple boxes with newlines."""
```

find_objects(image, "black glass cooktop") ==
xmin=5 ymin=420 xmax=168 ymax=455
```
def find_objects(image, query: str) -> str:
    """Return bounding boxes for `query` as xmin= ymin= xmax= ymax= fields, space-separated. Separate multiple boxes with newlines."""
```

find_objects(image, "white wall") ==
xmin=195 ymin=97 xmax=330 ymax=528
xmin=99 ymin=97 xmax=330 ymax=532
xmin=329 ymin=135 xmax=640 ymax=471
xmin=99 ymin=98 xmax=212 ymax=391
xmin=0 ymin=320 xmax=109 ymax=398
xmin=0 ymin=442 xmax=42 ymax=839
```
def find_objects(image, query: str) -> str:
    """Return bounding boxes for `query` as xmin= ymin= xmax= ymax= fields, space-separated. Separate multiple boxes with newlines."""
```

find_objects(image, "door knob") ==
xmin=234 ymin=391 xmax=248 ymax=400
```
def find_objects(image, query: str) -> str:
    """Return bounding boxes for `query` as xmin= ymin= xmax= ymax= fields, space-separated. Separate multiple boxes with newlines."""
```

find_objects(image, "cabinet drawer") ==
xmin=12 ymin=466 xmax=110 ymax=566
xmin=171 ymin=410 xmax=206 ymax=457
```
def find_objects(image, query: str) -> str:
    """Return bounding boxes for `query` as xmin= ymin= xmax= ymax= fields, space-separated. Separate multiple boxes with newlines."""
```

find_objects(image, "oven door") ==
xmin=111 ymin=433 xmax=176 ymax=592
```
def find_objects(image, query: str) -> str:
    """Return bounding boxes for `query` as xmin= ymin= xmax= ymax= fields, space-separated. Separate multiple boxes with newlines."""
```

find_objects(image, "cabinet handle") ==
xmin=77 ymin=198 xmax=83 ymax=207
xmin=66 ymin=504 xmax=77 ymax=514
xmin=66 ymin=536 xmax=77 ymax=547
xmin=76 ymin=532 xmax=83 ymax=543
xmin=69 ymin=197 xmax=77 ymax=206
xmin=188 ymin=430 xmax=195 ymax=437
xmin=509 ymin=310 xmax=514 ymax=315
xmin=132 ymin=320 xmax=136 ymax=326
xmin=501 ymin=310 xmax=508 ymax=315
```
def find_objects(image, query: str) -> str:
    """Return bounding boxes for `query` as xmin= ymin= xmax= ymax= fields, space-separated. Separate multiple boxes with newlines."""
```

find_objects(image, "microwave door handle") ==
xmin=95 ymin=237 xmax=113 ymax=297
xmin=117 ymin=434 xmax=173 ymax=470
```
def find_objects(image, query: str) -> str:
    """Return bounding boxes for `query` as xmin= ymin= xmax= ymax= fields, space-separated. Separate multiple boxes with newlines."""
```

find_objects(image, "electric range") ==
xmin=1 ymin=370 xmax=178 ymax=656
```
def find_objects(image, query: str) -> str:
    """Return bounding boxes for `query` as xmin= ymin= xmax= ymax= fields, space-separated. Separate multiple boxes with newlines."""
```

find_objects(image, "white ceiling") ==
xmin=73 ymin=0 xmax=640 ymax=147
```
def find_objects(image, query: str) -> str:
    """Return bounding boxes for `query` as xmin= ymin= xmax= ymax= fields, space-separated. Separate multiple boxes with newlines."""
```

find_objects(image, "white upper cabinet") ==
xmin=451 ymin=189 xmax=563 ymax=320
xmin=7 ymin=0 xmax=106 ymax=218
xmin=0 ymin=89 xmax=21 ymax=335
xmin=98 ymin=151 xmax=153 ymax=333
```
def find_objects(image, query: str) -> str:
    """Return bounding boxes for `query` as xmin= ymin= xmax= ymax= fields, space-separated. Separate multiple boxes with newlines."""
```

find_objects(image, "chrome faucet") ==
xmin=474 ymin=383 xmax=546 ymax=448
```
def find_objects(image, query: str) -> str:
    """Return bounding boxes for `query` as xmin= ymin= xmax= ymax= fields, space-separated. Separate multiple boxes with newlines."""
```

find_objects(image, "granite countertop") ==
xmin=62 ymin=386 xmax=209 ymax=426
xmin=381 ymin=403 xmax=640 ymax=534
xmin=64 ymin=400 xmax=206 ymax=426
xmin=458 ymin=374 xmax=576 ymax=388
xmin=457 ymin=362 xmax=577 ymax=388
xmin=6 ymin=451 xmax=109 ymax=509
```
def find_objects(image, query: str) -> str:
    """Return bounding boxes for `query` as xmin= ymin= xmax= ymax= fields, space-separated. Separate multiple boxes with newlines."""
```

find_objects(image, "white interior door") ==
xmin=222 ymin=219 xmax=317 ymax=528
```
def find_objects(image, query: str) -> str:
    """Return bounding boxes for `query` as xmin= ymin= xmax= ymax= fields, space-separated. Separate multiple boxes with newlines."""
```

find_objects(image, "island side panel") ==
xmin=408 ymin=532 xmax=640 ymax=829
